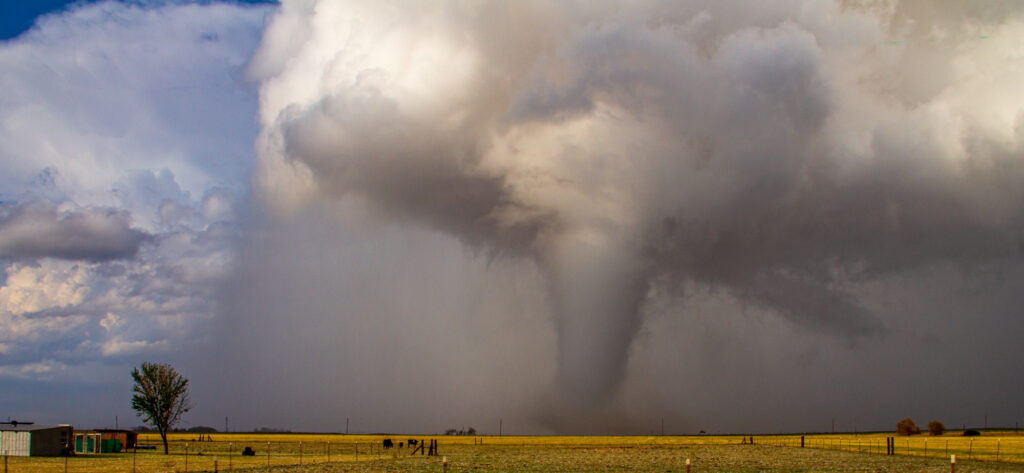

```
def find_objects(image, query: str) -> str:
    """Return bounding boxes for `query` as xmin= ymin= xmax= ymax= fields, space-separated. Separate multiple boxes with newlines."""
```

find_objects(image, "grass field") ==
xmin=4 ymin=431 xmax=1024 ymax=472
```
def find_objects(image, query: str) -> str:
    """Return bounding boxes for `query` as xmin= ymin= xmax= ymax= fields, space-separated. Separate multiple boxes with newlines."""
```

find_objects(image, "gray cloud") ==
xmin=0 ymin=201 xmax=149 ymax=261
xmin=0 ymin=0 xmax=267 ymax=429
xmin=243 ymin=0 xmax=1024 ymax=433
xmin=6 ymin=0 xmax=1022 ymax=436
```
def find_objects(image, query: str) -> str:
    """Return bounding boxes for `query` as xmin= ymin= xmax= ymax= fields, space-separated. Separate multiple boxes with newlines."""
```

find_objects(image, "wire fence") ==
xmin=752 ymin=432 xmax=1024 ymax=464
xmin=0 ymin=437 xmax=425 ymax=473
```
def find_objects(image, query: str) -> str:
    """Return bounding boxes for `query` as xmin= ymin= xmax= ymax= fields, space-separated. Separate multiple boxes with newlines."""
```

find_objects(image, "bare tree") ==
xmin=130 ymin=362 xmax=192 ymax=454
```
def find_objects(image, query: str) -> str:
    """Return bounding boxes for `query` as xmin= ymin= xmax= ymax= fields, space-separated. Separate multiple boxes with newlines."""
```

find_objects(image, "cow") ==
xmin=382 ymin=438 xmax=394 ymax=449
xmin=408 ymin=439 xmax=418 ymax=446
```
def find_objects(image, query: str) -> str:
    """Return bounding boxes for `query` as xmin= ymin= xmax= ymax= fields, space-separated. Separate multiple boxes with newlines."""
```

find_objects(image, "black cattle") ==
xmin=963 ymin=429 xmax=981 ymax=436
xmin=383 ymin=438 xmax=394 ymax=449
xmin=242 ymin=447 xmax=256 ymax=456
xmin=408 ymin=439 xmax=418 ymax=446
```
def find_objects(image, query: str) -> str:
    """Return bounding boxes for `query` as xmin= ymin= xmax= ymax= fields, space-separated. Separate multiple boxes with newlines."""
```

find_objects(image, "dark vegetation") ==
xmin=445 ymin=427 xmax=477 ymax=435
xmin=896 ymin=418 xmax=921 ymax=435
xmin=255 ymin=427 xmax=293 ymax=433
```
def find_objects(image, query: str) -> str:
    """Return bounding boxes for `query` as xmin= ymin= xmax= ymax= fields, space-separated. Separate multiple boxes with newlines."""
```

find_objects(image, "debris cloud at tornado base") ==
xmin=215 ymin=0 xmax=1024 ymax=433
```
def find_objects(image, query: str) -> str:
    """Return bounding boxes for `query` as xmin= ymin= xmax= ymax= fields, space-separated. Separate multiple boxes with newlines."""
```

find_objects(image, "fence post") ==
xmin=443 ymin=455 xmax=448 ymax=473
xmin=801 ymin=435 xmax=804 ymax=448
xmin=267 ymin=441 xmax=271 ymax=467
xmin=185 ymin=442 xmax=189 ymax=472
xmin=214 ymin=456 xmax=218 ymax=473
xmin=229 ymin=442 xmax=232 ymax=470
xmin=686 ymin=458 xmax=691 ymax=473
xmin=327 ymin=441 xmax=330 ymax=463
xmin=951 ymin=454 xmax=956 ymax=473
xmin=996 ymin=439 xmax=1000 ymax=461
xmin=299 ymin=441 xmax=303 ymax=465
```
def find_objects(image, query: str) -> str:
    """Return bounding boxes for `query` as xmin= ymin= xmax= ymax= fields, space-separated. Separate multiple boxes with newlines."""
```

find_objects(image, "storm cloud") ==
xmin=0 ymin=201 xmax=148 ymax=261
xmin=0 ymin=0 xmax=267 ymax=427
xmin=4 ymin=0 xmax=1024 ymax=436
xmin=237 ymin=0 xmax=1024 ymax=432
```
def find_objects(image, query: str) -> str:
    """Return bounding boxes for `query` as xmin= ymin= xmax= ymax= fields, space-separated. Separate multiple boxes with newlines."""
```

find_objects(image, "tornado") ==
xmin=541 ymin=229 xmax=650 ymax=402
xmin=245 ymin=0 xmax=1024 ymax=431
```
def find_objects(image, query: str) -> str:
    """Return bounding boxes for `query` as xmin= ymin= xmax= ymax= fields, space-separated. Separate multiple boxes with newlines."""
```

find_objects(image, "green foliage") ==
xmin=928 ymin=420 xmax=945 ymax=436
xmin=896 ymin=417 xmax=921 ymax=435
xmin=131 ymin=362 xmax=192 ymax=454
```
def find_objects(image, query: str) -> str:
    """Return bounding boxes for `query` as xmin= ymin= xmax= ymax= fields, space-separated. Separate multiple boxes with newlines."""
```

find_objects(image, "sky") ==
xmin=1 ymin=0 xmax=1023 ymax=435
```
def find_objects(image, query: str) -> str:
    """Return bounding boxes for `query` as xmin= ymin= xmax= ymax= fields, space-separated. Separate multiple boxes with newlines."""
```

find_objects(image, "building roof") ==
xmin=0 ymin=424 xmax=72 ymax=432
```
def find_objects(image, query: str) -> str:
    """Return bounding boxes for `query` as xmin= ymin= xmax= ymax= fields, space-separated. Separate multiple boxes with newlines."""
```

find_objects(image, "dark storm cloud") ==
xmin=213 ymin=0 xmax=1024 ymax=433
xmin=0 ymin=201 xmax=149 ymax=261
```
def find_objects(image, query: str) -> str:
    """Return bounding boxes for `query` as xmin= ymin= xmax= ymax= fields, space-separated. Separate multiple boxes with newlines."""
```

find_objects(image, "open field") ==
xmin=4 ymin=432 xmax=1024 ymax=472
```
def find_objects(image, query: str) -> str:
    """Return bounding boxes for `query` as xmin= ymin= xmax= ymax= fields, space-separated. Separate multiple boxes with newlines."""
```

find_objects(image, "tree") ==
xmin=130 ymin=362 xmax=192 ymax=454
xmin=928 ymin=420 xmax=945 ymax=436
xmin=896 ymin=417 xmax=921 ymax=435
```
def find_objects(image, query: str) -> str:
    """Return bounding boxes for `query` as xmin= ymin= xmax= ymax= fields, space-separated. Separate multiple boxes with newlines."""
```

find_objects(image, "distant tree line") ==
xmin=896 ymin=418 xmax=946 ymax=436
xmin=254 ymin=427 xmax=293 ymax=433
xmin=131 ymin=425 xmax=218 ymax=433
xmin=131 ymin=425 xmax=292 ymax=433
xmin=445 ymin=427 xmax=477 ymax=435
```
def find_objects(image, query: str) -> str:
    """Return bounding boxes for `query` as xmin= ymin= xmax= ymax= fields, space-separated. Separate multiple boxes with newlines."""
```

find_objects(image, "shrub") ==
xmin=927 ymin=420 xmax=945 ymax=436
xmin=896 ymin=418 xmax=921 ymax=435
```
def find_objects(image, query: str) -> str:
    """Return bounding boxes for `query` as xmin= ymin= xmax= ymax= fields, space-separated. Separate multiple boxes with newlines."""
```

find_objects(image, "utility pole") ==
xmin=499 ymin=418 xmax=502 ymax=437
xmin=225 ymin=417 xmax=229 ymax=433
xmin=346 ymin=418 xmax=349 ymax=435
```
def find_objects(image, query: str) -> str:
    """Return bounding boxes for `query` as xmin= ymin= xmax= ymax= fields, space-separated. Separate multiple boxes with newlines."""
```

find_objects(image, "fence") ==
xmin=0 ymin=435 xmax=433 ymax=473
xmin=752 ymin=432 xmax=1024 ymax=464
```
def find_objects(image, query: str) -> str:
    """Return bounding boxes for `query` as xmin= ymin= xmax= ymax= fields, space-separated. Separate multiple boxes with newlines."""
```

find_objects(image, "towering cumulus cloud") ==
xmin=248 ymin=0 xmax=1024 ymax=431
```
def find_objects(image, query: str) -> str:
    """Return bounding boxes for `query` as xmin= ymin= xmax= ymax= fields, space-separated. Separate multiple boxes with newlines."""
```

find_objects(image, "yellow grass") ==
xmin=749 ymin=431 xmax=1024 ymax=463
xmin=4 ymin=431 xmax=1023 ymax=472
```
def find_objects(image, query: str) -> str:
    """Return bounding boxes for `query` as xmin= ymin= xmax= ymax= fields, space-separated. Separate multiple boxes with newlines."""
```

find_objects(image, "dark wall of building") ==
xmin=29 ymin=426 xmax=73 ymax=456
